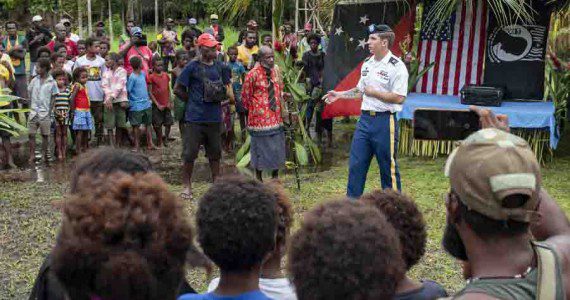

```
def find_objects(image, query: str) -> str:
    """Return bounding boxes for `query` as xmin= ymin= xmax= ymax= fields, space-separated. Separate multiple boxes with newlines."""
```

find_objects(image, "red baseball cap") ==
xmin=196 ymin=33 xmax=220 ymax=48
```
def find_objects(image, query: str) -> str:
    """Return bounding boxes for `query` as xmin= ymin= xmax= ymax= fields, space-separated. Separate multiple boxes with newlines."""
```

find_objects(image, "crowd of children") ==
xmin=0 ymin=16 xmax=329 ymax=170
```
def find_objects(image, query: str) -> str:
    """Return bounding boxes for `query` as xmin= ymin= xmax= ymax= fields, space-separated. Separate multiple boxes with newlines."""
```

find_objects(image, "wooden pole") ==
xmin=272 ymin=0 xmax=276 ymax=42
xmin=108 ymin=0 xmax=114 ymax=49
xmin=304 ymin=0 xmax=308 ymax=26
xmin=295 ymin=0 xmax=299 ymax=33
xmin=87 ymin=0 xmax=92 ymax=36
xmin=78 ymin=0 xmax=84 ymax=38
xmin=155 ymin=0 xmax=158 ymax=34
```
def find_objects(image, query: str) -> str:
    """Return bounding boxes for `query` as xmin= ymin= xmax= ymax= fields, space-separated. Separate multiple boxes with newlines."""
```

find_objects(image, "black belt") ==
xmin=361 ymin=110 xmax=392 ymax=116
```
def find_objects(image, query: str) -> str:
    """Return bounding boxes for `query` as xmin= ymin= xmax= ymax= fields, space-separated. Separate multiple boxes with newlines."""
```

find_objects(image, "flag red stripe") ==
xmin=465 ymin=0 xmax=477 ymax=86
xmin=441 ymin=38 xmax=454 ymax=94
xmin=476 ymin=0 xmax=487 ymax=84
xmin=421 ymin=40 xmax=433 ymax=93
xmin=453 ymin=2 xmax=467 ymax=95
xmin=431 ymin=41 xmax=443 ymax=93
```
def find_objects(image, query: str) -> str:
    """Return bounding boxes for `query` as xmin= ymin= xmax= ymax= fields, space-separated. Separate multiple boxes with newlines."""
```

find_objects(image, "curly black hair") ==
xmin=72 ymin=66 xmax=87 ymax=82
xmin=69 ymin=147 xmax=152 ymax=193
xmin=197 ymin=176 xmax=277 ymax=272
xmin=52 ymin=172 xmax=203 ymax=300
xmin=306 ymin=33 xmax=321 ymax=44
xmin=361 ymin=189 xmax=427 ymax=271
xmin=266 ymin=180 xmax=292 ymax=248
xmin=181 ymin=29 xmax=196 ymax=42
xmin=51 ymin=68 xmax=67 ymax=80
xmin=288 ymin=199 xmax=405 ymax=300
xmin=130 ymin=55 xmax=143 ymax=70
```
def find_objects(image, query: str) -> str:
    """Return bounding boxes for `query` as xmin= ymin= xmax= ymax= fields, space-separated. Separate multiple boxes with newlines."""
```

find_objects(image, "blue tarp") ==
xmin=397 ymin=93 xmax=559 ymax=149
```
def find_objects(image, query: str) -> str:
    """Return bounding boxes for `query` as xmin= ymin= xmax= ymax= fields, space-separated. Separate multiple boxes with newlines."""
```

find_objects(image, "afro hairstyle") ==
xmin=51 ymin=172 xmax=203 ymax=300
xmin=69 ymin=147 xmax=152 ymax=193
xmin=360 ymin=189 xmax=427 ymax=270
xmin=266 ymin=180 xmax=293 ymax=248
xmin=287 ymin=199 xmax=405 ymax=300
xmin=197 ymin=176 xmax=278 ymax=272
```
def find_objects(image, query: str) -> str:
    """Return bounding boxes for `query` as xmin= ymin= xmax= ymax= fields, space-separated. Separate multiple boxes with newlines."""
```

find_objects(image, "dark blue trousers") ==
xmin=347 ymin=112 xmax=401 ymax=198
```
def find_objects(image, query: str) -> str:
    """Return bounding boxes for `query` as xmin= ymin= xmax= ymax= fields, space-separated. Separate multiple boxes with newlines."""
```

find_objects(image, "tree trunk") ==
xmin=295 ymin=0 xmax=299 ymax=33
xmin=100 ymin=1 xmax=104 ymax=22
xmin=127 ymin=0 xmax=134 ymax=21
xmin=272 ymin=0 xmax=276 ymax=42
xmin=78 ymin=0 xmax=84 ymax=38
xmin=109 ymin=0 xmax=114 ymax=48
xmin=87 ymin=0 xmax=92 ymax=36
xmin=155 ymin=0 xmax=159 ymax=34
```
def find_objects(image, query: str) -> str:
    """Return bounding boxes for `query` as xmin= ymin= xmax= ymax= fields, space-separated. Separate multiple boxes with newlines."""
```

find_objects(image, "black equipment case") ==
xmin=460 ymin=85 xmax=504 ymax=107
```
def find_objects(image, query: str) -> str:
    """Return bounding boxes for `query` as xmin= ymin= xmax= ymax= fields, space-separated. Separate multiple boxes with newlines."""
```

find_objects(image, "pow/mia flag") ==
xmin=483 ymin=2 xmax=552 ymax=100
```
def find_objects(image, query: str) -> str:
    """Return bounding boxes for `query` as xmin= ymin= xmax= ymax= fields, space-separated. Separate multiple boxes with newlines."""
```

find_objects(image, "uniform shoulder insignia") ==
xmin=388 ymin=57 xmax=400 ymax=66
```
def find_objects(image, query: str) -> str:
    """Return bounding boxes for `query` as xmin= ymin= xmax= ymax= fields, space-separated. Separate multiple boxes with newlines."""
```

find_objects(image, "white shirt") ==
xmin=73 ymin=55 xmax=106 ymax=101
xmin=27 ymin=75 xmax=57 ymax=119
xmin=356 ymin=50 xmax=408 ymax=113
xmin=63 ymin=60 xmax=74 ymax=75
xmin=208 ymin=277 xmax=297 ymax=300
xmin=69 ymin=33 xmax=80 ymax=43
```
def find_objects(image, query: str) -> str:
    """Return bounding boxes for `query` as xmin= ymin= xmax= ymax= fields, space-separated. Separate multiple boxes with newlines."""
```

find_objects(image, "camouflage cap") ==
xmin=444 ymin=128 xmax=541 ymax=223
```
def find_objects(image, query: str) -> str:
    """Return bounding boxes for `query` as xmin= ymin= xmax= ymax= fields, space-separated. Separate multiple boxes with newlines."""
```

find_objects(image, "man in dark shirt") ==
xmin=26 ymin=15 xmax=52 ymax=76
xmin=302 ymin=33 xmax=330 ymax=145
xmin=174 ymin=33 xmax=232 ymax=200
xmin=91 ymin=21 xmax=109 ymax=43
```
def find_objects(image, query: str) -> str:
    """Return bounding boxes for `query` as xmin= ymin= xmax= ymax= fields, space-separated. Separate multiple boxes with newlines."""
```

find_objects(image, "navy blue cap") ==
xmin=368 ymin=24 xmax=393 ymax=34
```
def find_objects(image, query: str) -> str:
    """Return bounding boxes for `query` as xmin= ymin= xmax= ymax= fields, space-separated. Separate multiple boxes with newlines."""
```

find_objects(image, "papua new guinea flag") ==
xmin=322 ymin=0 xmax=415 ymax=119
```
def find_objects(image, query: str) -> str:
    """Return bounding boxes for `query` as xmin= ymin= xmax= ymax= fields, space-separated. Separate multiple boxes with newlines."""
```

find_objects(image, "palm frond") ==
xmin=425 ymin=0 xmax=537 ymax=28
xmin=217 ymin=0 xmax=255 ymax=22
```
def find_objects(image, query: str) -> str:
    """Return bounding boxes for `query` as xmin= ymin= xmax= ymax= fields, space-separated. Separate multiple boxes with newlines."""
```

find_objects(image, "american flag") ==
xmin=415 ymin=0 xmax=488 ymax=95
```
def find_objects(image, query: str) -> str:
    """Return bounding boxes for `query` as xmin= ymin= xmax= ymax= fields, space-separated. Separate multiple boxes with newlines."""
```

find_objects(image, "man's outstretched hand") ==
xmin=470 ymin=106 xmax=509 ymax=132
xmin=322 ymin=90 xmax=341 ymax=105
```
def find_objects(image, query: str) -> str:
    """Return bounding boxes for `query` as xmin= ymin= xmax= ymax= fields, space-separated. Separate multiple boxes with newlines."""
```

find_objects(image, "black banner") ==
xmin=322 ymin=0 xmax=412 ymax=91
xmin=483 ymin=3 xmax=551 ymax=100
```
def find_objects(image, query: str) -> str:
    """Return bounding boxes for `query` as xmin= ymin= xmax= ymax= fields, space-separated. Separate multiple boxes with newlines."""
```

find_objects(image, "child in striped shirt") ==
xmin=51 ymin=69 xmax=71 ymax=160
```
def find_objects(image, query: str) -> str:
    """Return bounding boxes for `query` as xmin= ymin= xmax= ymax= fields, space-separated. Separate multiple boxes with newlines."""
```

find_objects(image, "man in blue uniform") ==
xmin=324 ymin=24 xmax=408 ymax=198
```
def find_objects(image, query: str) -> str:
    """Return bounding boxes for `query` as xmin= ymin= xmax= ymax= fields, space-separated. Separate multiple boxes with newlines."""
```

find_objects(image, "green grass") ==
xmin=1 ymin=123 xmax=569 ymax=299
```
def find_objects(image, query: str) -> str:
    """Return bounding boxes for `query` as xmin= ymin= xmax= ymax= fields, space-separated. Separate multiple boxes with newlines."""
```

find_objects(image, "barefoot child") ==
xmin=171 ymin=49 xmax=189 ymax=134
xmin=127 ymin=56 xmax=154 ymax=152
xmin=51 ymin=69 xmax=71 ymax=160
xmin=70 ymin=67 xmax=93 ymax=155
xmin=27 ymin=58 xmax=57 ymax=163
xmin=147 ymin=58 xmax=173 ymax=148
xmin=102 ymin=52 xmax=128 ymax=147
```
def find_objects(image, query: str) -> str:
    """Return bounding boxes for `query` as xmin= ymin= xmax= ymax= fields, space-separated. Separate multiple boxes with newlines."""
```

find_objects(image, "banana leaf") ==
xmin=235 ymin=134 xmax=251 ymax=163
xmin=0 ymin=94 xmax=20 ymax=102
xmin=408 ymin=62 xmax=435 ymax=92
xmin=0 ymin=114 xmax=26 ymax=130
xmin=307 ymin=139 xmax=322 ymax=163
xmin=0 ymin=108 xmax=30 ymax=114
xmin=294 ymin=141 xmax=309 ymax=166
xmin=236 ymin=152 xmax=251 ymax=168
